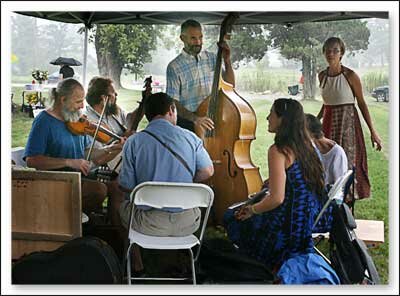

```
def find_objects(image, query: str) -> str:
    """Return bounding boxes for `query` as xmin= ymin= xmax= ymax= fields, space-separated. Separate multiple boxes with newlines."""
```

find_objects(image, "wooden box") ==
xmin=354 ymin=219 xmax=385 ymax=248
xmin=12 ymin=170 xmax=82 ymax=260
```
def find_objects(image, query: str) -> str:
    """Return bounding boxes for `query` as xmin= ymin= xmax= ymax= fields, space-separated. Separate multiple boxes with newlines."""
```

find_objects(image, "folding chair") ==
xmin=312 ymin=170 xmax=380 ymax=284
xmin=11 ymin=147 xmax=26 ymax=167
xmin=313 ymin=169 xmax=354 ymax=230
xmin=343 ymin=167 xmax=355 ymax=216
xmin=125 ymin=181 xmax=214 ymax=285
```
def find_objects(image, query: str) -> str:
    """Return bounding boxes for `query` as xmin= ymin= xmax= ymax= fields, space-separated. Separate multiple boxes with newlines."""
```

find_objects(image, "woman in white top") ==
xmin=306 ymin=114 xmax=348 ymax=187
xmin=317 ymin=37 xmax=382 ymax=200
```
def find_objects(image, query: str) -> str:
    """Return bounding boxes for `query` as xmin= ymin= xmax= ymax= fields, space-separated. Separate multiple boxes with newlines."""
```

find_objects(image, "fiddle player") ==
xmin=84 ymin=76 xmax=139 ymax=225
xmin=166 ymin=19 xmax=235 ymax=133
xmin=23 ymin=78 xmax=124 ymax=215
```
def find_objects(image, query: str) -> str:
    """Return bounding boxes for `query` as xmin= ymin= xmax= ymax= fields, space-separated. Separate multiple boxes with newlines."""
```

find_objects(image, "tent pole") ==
xmin=82 ymin=26 xmax=89 ymax=88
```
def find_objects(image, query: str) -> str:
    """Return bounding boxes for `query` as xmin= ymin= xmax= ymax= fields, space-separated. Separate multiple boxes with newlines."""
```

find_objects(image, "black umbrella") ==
xmin=50 ymin=57 xmax=82 ymax=66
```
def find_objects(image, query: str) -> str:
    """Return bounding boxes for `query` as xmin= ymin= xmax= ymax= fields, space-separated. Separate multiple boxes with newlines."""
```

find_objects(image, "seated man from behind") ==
xmin=118 ymin=92 xmax=214 ymax=236
xmin=306 ymin=113 xmax=348 ymax=187
xmin=24 ymin=78 xmax=125 ymax=215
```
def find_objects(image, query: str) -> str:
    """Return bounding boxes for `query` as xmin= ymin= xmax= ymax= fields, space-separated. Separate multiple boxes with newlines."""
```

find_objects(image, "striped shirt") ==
xmin=166 ymin=49 xmax=216 ymax=112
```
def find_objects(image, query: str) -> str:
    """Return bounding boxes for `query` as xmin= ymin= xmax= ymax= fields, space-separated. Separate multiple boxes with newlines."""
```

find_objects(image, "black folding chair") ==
xmin=288 ymin=85 xmax=299 ymax=95
xmin=312 ymin=170 xmax=380 ymax=284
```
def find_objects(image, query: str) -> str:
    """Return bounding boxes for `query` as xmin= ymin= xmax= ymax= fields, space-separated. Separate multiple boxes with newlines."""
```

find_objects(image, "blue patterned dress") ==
xmin=223 ymin=160 xmax=332 ymax=270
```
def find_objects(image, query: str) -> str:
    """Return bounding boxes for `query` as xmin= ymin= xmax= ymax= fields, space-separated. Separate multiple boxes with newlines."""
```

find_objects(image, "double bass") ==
xmin=195 ymin=13 xmax=262 ymax=224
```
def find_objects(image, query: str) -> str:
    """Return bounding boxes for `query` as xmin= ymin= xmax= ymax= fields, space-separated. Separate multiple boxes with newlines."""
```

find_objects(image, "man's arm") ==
xmin=86 ymin=138 xmax=126 ymax=166
xmin=194 ymin=165 xmax=214 ymax=182
xmin=26 ymin=155 xmax=91 ymax=176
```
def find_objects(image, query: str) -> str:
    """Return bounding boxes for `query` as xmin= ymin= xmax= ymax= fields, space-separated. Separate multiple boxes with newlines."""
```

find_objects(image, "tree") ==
xmin=161 ymin=24 xmax=271 ymax=69
xmin=202 ymin=25 xmax=271 ymax=69
xmin=269 ymin=20 xmax=370 ymax=99
xmin=11 ymin=14 xmax=90 ymax=78
xmin=11 ymin=15 xmax=40 ymax=75
xmin=93 ymin=24 xmax=163 ymax=88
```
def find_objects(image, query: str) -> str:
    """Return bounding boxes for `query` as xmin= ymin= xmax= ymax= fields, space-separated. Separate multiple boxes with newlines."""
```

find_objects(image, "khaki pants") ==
xmin=119 ymin=201 xmax=201 ymax=237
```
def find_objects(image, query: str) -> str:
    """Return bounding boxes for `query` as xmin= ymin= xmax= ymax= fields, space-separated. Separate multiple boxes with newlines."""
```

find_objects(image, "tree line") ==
xmin=12 ymin=14 xmax=389 ymax=100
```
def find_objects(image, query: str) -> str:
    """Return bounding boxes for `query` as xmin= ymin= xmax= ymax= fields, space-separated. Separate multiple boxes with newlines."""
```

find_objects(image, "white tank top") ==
xmin=320 ymin=72 xmax=355 ymax=105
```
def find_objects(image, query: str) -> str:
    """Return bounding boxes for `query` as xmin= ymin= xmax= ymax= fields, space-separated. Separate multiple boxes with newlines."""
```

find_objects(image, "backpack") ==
xmin=12 ymin=236 xmax=123 ymax=284
xmin=329 ymin=203 xmax=380 ymax=284
xmin=197 ymin=237 xmax=276 ymax=284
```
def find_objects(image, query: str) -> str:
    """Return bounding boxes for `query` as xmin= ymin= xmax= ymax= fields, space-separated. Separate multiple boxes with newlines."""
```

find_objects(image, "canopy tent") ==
xmin=15 ymin=10 xmax=389 ymax=86
xmin=15 ymin=11 xmax=389 ymax=26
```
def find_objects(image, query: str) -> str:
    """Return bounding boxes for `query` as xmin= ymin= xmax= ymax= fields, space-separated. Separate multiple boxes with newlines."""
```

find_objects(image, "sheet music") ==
xmin=107 ymin=151 xmax=122 ymax=174
xmin=228 ymin=188 xmax=269 ymax=210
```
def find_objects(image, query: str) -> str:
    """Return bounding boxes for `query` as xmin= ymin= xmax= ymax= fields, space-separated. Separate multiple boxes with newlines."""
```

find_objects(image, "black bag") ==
xmin=12 ymin=236 xmax=123 ymax=284
xmin=197 ymin=238 xmax=275 ymax=284
xmin=83 ymin=224 xmax=125 ymax=262
xmin=329 ymin=203 xmax=380 ymax=284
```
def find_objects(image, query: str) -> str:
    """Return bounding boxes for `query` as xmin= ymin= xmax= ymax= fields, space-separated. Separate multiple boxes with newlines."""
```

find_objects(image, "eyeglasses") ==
xmin=325 ymin=48 xmax=341 ymax=55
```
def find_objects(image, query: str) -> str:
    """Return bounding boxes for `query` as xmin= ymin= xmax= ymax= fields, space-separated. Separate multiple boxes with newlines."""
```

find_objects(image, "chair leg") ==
xmin=126 ymin=243 xmax=133 ymax=285
xmin=189 ymin=248 xmax=196 ymax=285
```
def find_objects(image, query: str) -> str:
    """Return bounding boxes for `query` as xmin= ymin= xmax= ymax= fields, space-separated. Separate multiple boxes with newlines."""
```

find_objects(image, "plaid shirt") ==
xmin=166 ymin=49 xmax=216 ymax=112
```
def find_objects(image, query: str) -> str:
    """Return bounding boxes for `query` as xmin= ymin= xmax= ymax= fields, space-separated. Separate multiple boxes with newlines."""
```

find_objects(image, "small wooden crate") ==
xmin=12 ymin=170 xmax=82 ymax=260
xmin=354 ymin=219 xmax=385 ymax=248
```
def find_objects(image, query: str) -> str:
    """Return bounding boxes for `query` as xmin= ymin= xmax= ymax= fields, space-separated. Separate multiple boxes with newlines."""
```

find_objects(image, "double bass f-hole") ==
xmin=223 ymin=149 xmax=237 ymax=178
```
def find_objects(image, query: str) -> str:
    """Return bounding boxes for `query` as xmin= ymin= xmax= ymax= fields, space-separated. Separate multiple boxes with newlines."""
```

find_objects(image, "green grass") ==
xmin=11 ymin=86 xmax=390 ymax=284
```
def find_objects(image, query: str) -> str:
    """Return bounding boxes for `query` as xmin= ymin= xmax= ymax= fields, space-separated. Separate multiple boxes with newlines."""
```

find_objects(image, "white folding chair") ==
xmin=125 ymin=181 xmax=214 ymax=285
xmin=312 ymin=170 xmax=354 ymax=262
xmin=11 ymin=147 xmax=26 ymax=167
xmin=313 ymin=169 xmax=354 ymax=229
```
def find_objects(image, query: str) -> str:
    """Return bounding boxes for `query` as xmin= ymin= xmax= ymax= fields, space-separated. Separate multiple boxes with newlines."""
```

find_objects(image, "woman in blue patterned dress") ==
xmin=223 ymin=98 xmax=331 ymax=270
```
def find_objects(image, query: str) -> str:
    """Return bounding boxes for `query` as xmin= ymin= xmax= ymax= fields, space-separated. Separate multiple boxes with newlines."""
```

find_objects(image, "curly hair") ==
xmin=273 ymin=98 xmax=325 ymax=197
xmin=86 ymin=76 xmax=113 ymax=107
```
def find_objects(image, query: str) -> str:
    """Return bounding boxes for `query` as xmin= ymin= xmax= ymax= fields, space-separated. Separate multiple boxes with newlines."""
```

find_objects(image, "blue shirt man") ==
xmin=24 ymin=111 xmax=91 ymax=162
xmin=118 ymin=92 xmax=214 ymax=237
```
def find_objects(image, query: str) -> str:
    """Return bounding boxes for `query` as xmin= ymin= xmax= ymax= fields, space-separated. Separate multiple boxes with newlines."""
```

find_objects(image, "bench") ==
xmin=313 ymin=219 xmax=385 ymax=249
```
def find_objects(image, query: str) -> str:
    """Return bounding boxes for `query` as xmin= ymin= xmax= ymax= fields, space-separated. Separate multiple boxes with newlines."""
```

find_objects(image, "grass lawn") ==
xmin=11 ymin=86 xmax=390 ymax=283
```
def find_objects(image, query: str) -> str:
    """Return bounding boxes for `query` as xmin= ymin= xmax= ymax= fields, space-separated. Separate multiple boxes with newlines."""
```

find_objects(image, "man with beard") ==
xmin=83 ymin=76 xmax=139 ymax=225
xmin=166 ymin=19 xmax=235 ymax=133
xmin=24 ymin=78 xmax=124 ymax=214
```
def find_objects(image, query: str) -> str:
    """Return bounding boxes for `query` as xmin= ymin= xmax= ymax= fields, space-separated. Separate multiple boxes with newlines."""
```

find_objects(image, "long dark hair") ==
xmin=273 ymin=98 xmax=325 ymax=197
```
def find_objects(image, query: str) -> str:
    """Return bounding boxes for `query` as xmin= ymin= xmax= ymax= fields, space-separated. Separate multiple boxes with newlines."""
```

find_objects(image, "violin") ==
xmin=66 ymin=116 xmax=123 ymax=144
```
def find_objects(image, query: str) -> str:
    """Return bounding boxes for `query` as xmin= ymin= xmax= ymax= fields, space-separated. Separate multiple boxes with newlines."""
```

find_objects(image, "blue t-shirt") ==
xmin=23 ymin=111 xmax=91 ymax=161
xmin=118 ymin=118 xmax=212 ymax=204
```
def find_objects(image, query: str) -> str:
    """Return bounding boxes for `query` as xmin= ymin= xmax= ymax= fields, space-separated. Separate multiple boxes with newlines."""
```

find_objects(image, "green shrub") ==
xmin=362 ymin=70 xmax=389 ymax=92
xmin=236 ymin=68 xmax=298 ymax=93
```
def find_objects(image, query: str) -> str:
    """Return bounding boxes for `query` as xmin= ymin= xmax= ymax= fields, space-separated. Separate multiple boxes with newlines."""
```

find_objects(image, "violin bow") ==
xmin=86 ymin=95 xmax=110 ymax=161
